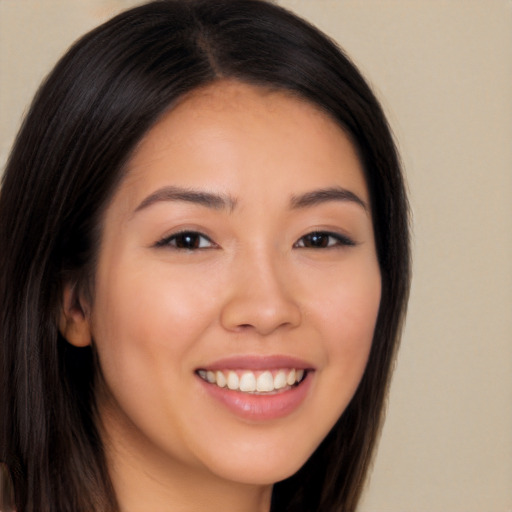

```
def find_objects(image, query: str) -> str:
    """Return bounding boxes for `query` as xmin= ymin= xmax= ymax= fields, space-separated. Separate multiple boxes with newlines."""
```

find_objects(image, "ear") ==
xmin=59 ymin=282 xmax=92 ymax=347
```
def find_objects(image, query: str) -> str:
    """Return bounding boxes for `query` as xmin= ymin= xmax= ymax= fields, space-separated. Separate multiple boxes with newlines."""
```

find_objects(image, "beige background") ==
xmin=1 ymin=1 xmax=511 ymax=510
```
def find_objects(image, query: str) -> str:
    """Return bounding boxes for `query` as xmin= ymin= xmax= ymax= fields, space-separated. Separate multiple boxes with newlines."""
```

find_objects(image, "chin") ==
xmin=197 ymin=434 xmax=321 ymax=486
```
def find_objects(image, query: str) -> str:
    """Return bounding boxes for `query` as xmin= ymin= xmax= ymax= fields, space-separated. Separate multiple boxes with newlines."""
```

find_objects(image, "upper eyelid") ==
xmin=294 ymin=231 xmax=356 ymax=247
xmin=155 ymin=230 xmax=215 ymax=248
xmin=154 ymin=228 xmax=355 ymax=248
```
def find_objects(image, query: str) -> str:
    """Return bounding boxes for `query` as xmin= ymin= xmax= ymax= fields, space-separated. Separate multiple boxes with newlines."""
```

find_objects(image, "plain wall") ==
xmin=1 ymin=1 xmax=511 ymax=511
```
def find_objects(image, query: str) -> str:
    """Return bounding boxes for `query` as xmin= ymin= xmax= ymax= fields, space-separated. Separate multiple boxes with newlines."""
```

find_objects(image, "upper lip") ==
xmin=196 ymin=354 xmax=314 ymax=372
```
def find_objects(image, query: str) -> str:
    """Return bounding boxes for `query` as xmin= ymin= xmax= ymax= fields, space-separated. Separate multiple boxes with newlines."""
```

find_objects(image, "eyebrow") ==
xmin=290 ymin=187 xmax=368 ymax=211
xmin=133 ymin=185 xmax=367 ymax=216
xmin=134 ymin=186 xmax=237 ymax=213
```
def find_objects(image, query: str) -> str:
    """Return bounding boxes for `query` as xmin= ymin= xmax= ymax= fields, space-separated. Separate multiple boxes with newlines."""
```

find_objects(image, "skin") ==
xmin=61 ymin=80 xmax=381 ymax=512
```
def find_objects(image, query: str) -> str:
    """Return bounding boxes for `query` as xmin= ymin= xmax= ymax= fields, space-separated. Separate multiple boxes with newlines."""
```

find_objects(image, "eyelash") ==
xmin=293 ymin=231 xmax=356 ymax=249
xmin=155 ymin=230 xmax=355 ymax=251
xmin=155 ymin=231 xmax=216 ymax=250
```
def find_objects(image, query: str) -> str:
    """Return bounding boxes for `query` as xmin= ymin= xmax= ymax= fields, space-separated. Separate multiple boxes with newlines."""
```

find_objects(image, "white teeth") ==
xmin=286 ymin=369 xmax=296 ymax=386
xmin=216 ymin=370 xmax=227 ymax=388
xmin=274 ymin=370 xmax=287 ymax=390
xmin=227 ymin=371 xmax=239 ymax=390
xmin=198 ymin=368 xmax=307 ymax=393
xmin=256 ymin=371 xmax=274 ymax=392
xmin=239 ymin=372 xmax=256 ymax=392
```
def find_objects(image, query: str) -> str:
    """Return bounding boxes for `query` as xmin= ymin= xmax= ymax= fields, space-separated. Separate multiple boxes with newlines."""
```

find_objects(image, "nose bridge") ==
xmin=220 ymin=243 xmax=301 ymax=335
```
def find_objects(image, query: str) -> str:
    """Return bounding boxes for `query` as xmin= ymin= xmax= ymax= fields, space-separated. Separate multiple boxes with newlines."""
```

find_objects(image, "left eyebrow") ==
xmin=290 ymin=186 xmax=368 ymax=212
xmin=133 ymin=186 xmax=237 ymax=214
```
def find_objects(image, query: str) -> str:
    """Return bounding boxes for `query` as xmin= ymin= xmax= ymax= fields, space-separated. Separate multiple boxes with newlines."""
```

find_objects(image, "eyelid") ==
xmin=154 ymin=229 xmax=355 ymax=251
xmin=294 ymin=230 xmax=356 ymax=249
xmin=155 ymin=230 xmax=217 ymax=250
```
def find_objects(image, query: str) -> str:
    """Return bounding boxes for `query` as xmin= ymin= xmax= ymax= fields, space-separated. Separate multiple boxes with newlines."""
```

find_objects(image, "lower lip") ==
xmin=198 ymin=372 xmax=313 ymax=422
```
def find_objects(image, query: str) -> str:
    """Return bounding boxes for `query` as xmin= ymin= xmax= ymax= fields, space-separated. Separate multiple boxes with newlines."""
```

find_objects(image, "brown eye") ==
xmin=295 ymin=231 xmax=355 ymax=249
xmin=156 ymin=231 xmax=214 ymax=250
xmin=302 ymin=232 xmax=330 ymax=248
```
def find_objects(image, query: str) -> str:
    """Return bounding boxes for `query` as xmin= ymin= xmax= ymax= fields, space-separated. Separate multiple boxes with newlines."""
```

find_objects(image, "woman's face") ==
xmin=75 ymin=81 xmax=381 ymax=487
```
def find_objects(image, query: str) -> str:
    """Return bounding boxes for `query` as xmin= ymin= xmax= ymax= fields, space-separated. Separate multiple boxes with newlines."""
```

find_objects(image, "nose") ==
xmin=220 ymin=251 xmax=302 ymax=336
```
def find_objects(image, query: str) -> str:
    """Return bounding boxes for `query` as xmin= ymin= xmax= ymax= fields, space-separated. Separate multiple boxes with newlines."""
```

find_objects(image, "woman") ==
xmin=0 ymin=1 xmax=410 ymax=511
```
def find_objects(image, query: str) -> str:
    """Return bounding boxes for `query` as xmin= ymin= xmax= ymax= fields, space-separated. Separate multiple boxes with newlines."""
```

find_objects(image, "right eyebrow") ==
xmin=290 ymin=186 xmax=368 ymax=212
xmin=133 ymin=186 xmax=238 ymax=214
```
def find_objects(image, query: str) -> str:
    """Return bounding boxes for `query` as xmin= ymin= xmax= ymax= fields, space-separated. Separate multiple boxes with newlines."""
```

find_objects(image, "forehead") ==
xmin=116 ymin=80 xmax=368 ymax=211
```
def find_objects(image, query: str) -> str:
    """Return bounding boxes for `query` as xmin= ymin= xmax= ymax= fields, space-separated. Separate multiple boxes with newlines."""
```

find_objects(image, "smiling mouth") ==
xmin=196 ymin=368 xmax=307 ymax=394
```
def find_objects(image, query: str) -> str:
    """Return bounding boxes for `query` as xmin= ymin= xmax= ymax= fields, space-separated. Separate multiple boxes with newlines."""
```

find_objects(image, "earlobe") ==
xmin=59 ymin=283 xmax=92 ymax=347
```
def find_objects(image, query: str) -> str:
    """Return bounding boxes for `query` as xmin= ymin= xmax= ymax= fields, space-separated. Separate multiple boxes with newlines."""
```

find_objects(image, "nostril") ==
xmin=220 ymin=289 xmax=302 ymax=335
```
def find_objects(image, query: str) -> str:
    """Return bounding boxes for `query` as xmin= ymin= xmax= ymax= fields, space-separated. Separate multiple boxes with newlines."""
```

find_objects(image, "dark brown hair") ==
xmin=0 ymin=1 xmax=410 ymax=510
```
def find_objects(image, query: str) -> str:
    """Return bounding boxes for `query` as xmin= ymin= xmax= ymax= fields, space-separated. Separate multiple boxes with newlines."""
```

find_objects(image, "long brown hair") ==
xmin=0 ymin=1 xmax=410 ymax=510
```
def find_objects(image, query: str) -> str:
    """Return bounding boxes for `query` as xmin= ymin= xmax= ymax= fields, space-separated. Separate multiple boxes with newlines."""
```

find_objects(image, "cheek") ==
xmin=88 ymin=262 xmax=224 ymax=463
xmin=89 ymin=260 xmax=218 ymax=392
xmin=308 ymin=258 xmax=381 ymax=393
xmin=271 ymin=260 xmax=381 ymax=465
xmin=314 ymin=260 xmax=381 ymax=346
